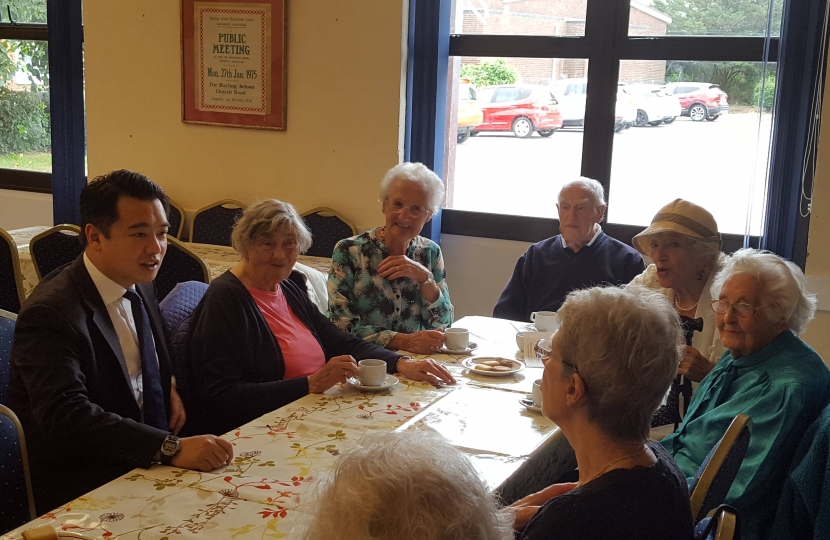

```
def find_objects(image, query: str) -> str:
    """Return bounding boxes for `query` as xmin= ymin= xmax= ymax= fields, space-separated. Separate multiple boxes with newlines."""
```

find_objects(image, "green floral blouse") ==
xmin=327 ymin=229 xmax=454 ymax=347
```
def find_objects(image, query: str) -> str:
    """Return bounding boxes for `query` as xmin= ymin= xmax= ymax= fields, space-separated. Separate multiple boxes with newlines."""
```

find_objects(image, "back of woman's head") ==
xmin=557 ymin=285 xmax=684 ymax=441
xmin=295 ymin=430 xmax=513 ymax=540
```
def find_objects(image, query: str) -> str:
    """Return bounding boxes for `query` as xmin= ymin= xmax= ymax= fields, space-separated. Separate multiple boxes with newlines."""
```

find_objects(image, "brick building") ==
xmin=455 ymin=0 xmax=671 ymax=85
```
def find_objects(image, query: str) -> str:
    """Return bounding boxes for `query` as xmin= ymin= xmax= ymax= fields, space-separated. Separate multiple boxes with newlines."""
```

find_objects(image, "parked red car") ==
xmin=473 ymin=85 xmax=564 ymax=138
xmin=664 ymin=82 xmax=730 ymax=122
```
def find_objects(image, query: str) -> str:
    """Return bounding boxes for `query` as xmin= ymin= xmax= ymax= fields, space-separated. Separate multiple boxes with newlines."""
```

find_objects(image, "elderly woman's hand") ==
xmin=308 ymin=355 xmax=360 ymax=393
xmin=677 ymin=346 xmax=713 ymax=382
xmin=389 ymin=330 xmax=446 ymax=354
xmin=507 ymin=482 xmax=578 ymax=530
xmin=378 ymin=255 xmax=432 ymax=283
xmin=397 ymin=357 xmax=456 ymax=386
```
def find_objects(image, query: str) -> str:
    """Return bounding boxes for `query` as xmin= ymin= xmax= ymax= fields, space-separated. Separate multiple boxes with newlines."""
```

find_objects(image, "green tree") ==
xmin=754 ymin=73 xmax=776 ymax=111
xmin=654 ymin=0 xmax=783 ymax=37
xmin=0 ymin=0 xmax=49 ymax=91
xmin=460 ymin=59 xmax=518 ymax=88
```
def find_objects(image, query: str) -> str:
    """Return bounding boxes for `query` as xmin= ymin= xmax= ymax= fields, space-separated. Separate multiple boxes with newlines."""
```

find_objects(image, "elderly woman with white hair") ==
xmin=328 ymin=162 xmax=454 ymax=354
xmin=189 ymin=199 xmax=454 ymax=436
xmin=296 ymin=430 xmax=513 ymax=540
xmin=661 ymin=248 xmax=830 ymax=540
xmin=508 ymin=286 xmax=694 ymax=539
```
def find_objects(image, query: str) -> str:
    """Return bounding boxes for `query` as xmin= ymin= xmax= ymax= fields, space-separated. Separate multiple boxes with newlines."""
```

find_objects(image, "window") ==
xmin=440 ymin=0 xmax=784 ymax=249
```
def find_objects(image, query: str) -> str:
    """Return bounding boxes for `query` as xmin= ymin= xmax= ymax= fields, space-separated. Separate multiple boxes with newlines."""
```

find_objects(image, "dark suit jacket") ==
xmin=7 ymin=256 xmax=172 ymax=514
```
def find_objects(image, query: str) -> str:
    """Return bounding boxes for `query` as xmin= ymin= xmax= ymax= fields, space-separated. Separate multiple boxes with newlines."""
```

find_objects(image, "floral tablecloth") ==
xmin=2 ymin=317 xmax=555 ymax=539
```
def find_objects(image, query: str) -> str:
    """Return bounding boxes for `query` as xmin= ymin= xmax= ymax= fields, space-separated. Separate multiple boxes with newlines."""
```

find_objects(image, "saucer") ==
xmin=520 ymin=397 xmax=542 ymax=414
xmin=436 ymin=342 xmax=478 ymax=355
xmin=346 ymin=374 xmax=399 ymax=391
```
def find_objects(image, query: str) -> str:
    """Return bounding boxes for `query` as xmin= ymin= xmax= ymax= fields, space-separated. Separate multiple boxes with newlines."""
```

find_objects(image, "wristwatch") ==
xmin=160 ymin=434 xmax=182 ymax=465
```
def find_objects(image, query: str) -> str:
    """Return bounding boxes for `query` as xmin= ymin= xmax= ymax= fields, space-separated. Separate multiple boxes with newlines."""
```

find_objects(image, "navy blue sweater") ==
xmin=493 ymin=232 xmax=644 ymax=322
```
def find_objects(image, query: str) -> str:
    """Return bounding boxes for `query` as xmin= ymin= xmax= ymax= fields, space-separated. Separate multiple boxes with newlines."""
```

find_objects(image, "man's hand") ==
xmin=171 ymin=435 xmax=234 ymax=472
xmin=168 ymin=385 xmax=186 ymax=435
xmin=397 ymin=357 xmax=456 ymax=386
xmin=307 ymin=355 xmax=360 ymax=393
xmin=677 ymin=346 xmax=713 ymax=382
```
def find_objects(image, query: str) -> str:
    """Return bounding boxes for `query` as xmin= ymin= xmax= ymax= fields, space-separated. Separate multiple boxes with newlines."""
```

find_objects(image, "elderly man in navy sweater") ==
xmin=494 ymin=177 xmax=645 ymax=322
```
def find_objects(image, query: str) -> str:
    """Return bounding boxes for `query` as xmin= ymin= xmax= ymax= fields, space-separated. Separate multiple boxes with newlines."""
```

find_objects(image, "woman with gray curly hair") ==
xmin=296 ymin=430 xmax=512 ymax=540
xmin=328 ymin=162 xmax=454 ymax=354
xmin=509 ymin=285 xmax=694 ymax=540
xmin=661 ymin=248 xmax=830 ymax=540
xmin=189 ymin=199 xmax=454 ymax=435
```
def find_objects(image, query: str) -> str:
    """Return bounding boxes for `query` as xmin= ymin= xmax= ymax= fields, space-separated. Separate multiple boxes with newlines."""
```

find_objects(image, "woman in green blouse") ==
xmin=328 ymin=163 xmax=453 ymax=354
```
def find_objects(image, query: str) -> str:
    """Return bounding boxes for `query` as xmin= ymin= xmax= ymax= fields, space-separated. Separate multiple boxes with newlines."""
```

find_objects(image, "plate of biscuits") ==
xmin=462 ymin=357 xmax=525 ymax=377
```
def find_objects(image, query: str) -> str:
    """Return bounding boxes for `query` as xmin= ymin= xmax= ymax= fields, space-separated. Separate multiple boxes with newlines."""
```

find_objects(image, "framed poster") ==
xmin=181 ymin=0 xmax=286 ymax=129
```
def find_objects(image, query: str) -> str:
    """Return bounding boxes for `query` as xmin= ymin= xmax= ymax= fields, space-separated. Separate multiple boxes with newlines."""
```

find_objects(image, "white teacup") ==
xmin=358 ymin=359 xmax=387 ymax=386
xmin=532 ymin=379 xmax=543 ymax=407
xmin=531 ymin=311 xmax=560 ymax=332
xmin=515 ymin=331 xmax=554 ymax=351
xmin=445 ymin=328 xmax=470 ymax=350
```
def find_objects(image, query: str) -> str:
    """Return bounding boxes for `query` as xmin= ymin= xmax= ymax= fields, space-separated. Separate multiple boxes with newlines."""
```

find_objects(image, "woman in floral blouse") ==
xmin=328 ymin=163 xmax=454 ymax=354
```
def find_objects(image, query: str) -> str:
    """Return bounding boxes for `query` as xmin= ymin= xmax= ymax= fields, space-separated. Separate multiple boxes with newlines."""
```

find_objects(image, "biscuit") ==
xmin=474 ymin=364 xmax=493 ymax=371
xmin=493 ymin=365 xmax=514 ymax=372
xmin=482 ymin=360 xmax=501 ymax=366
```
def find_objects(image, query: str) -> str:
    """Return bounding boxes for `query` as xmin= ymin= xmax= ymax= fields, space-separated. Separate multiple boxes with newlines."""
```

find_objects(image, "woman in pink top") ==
xmin=189 ymin=199 xmax=455 ymax=435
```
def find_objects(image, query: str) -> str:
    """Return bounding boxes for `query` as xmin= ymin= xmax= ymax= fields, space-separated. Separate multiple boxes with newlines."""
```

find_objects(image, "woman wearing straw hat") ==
xmin=630 ymin=199 xmax=726 ymax=383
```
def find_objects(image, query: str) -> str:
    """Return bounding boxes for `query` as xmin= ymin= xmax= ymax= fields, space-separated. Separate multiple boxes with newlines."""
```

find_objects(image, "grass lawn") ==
xmin=0 ymin=152 xmax=52 ymax=172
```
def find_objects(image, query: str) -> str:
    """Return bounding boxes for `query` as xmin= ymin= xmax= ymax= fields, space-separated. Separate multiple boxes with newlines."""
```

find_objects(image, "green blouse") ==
xmin=661 ymin=331 xmax=830 ymax=539
xmin=327 ymin=229 xmax=453 ymax=347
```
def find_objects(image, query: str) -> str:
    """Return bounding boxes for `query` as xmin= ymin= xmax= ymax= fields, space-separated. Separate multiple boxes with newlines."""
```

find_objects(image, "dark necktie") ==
xmin=123 ymin=290 xmax=168 ymax=430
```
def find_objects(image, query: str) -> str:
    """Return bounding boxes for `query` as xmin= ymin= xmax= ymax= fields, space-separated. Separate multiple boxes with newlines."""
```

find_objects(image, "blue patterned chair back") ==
xmin=167 ymin=200 xmax=185 ymax=239
xmin=0 ymin=230 xmax=23 ymax=314
xmin=159 ymin=281 xmax=209 ymax=435
xmin=154 ymin=237 xmax=210 ymax=303
xmin=693 ymin=505 xmax=739 ymax=540
xmin=0 ymin=404 xmax=36 ymax=534
xmin=0 ymin=310 xmax=16 ymax=407
xmin=30 ymin=225 xmax=83 ymax=280
xmin=690 ymin=413 xmax=752 ymax=522
xmin=190 ymin=200 xmax=246 ymax=246
xmin=301 ymin=207 xmax=357 ymax=258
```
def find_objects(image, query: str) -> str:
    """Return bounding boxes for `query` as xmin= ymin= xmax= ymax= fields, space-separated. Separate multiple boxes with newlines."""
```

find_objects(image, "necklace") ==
xmin=674 ymin=297 xmax=699 ymax=312
xmin=581 ymin=445 xmax=649 ymax=485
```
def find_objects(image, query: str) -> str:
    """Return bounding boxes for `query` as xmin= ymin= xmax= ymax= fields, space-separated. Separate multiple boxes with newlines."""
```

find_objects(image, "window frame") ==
xmin=419 ymin=0 xmax=812 ymax=258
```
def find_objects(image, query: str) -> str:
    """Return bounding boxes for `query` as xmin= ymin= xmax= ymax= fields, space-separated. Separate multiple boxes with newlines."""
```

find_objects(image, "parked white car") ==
xmin=550 ymin=78 xmax=629 ymax=132
xmin=620 ymin=84 xmax=682 ymax=126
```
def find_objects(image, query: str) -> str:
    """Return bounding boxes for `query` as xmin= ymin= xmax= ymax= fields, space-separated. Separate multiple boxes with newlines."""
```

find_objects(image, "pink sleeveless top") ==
xmin=246 ymin=286 xmax=326 ymax=379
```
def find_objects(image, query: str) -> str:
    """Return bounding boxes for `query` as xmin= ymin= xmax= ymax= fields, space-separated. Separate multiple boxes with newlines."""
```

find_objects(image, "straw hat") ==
xmin=632 ymin=199 xmax=721 ymax=257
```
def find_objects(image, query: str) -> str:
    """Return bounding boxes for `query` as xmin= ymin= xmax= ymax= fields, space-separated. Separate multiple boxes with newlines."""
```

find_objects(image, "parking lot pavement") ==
xmin=449 ymin=112 xmax=771 ymax=236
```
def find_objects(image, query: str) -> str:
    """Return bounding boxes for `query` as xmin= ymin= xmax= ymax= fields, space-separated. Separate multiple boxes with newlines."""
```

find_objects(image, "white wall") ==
xmin=0 ymin=189 xmax=52 ymax=230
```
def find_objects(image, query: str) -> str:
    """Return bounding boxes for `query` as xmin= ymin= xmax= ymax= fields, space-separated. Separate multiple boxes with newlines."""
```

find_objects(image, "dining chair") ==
xmin=159 ymin=280 xmax=209 ymax=436
xmin=693 ymin=505 xmax=739 ymax=540
xmin=29 ymin=224 xmax=83 ymax=280
xmin=189 ymin=199 xmax=247 ymax=246
xmin=0 ymin=229 xmax=24 ymax=315
xmin=0 ymin=403 xmax=36 ymax=535
xmin=167 ymin=198 xmax=187 ymax=239
xmin=301 ymin=207 xmax=357 ymax=258
xmin=689 ymin=413 xmax=752 ymax=523
xmin=0 ymin=309 xmax=16 ymax=407
xmin=154 ymin=236 xmax=210 ymax=303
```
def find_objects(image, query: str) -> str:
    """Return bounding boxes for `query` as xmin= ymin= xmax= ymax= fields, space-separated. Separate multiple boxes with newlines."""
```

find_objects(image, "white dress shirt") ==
xmin=561 ymin=223 xmax=603 ymax=249
xmin=83 ymin=253 xmax=159 ymax=410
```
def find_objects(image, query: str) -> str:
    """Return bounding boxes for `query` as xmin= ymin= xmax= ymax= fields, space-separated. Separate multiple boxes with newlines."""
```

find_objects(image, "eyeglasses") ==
xmin=387 ymin=200 xmax=431 ymax=219
xmin=709 ymin=299 xmax=763 ymax=318
xmin=535 ymin=338 xmax=579 ymax=373
xmin=255 ymin=238 xmax=298 ymax=252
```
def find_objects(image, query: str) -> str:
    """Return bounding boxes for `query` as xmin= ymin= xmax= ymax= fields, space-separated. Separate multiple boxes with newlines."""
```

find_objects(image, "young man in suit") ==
xmin=8 ymin=170 xmax=233 ymax=514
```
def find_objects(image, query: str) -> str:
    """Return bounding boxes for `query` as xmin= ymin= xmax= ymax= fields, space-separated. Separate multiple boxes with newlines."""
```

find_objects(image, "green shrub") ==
xmin=461 ymin=59 xmax=518 ymax=88
xmin=753 ymin=74 xmax=776 ymax=111
xmin=0 ymin=87 xmax=50 ymax=154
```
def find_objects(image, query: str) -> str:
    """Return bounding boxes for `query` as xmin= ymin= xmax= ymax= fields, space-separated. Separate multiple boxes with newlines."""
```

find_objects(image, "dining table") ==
xmin=8 ymin=227 xmax=332 ymax=312
xmin=1 ymin=315 xmax=558 ymax=540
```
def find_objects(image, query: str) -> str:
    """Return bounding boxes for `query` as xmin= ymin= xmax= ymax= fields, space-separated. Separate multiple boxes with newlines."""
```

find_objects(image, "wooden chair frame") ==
xmin=0 ymin=403 xmax=36 ymax=521
xmin=300 ymin=206 xmax=358 ymax=236
xmin=166 ymin=235 xmax=211 ymax=283
xmin=690 ymin=413 xmax=751 ymax=521
xmin=0 ymin=228 xmax=26 ymax=311
xmin=29 ymin=224 xmax=82 ymax=281
xmin=167 ymin=198 xmax=188 ymax=240
xmin=188 ymin=199 xmax=247 ymax=245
